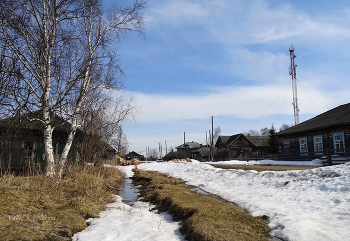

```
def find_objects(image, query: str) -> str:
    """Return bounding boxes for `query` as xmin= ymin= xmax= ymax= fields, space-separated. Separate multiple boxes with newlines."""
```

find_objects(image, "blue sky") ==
xmin=108 ymin=0 xmax=350 ymax=155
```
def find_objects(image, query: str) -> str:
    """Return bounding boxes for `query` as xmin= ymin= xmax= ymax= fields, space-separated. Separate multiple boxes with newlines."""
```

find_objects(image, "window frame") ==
xmin=313 ymin=135 xmax=323 ymax=154
xmin=299 ymin=137 xmax=308 ymax=155
xmin=333 ymin=132 xmax=345 ymax=153
xmin=283 ymin=140 xmax=290 ymax=149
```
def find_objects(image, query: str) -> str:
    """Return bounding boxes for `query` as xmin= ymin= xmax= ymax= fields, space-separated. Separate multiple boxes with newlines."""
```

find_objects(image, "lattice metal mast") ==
xmin=289 ymin=45 xmax=299 ymax=125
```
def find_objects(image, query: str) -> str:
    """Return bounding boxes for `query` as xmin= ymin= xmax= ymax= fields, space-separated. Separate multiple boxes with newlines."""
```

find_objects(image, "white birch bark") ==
xmin=42 ymin=1 xmax=57 ymax=177
xmin=43 ymin=108 xmax=56 ymax=177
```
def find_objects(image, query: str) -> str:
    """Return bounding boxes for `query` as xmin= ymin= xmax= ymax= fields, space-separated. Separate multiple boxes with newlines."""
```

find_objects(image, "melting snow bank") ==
xmin=139 ymin=161 xmax=350 ymax=241
xmin=72 ymin=166 xmax=185 ymax=241
xmin=211 ymin=159 xmax=323 ymax=166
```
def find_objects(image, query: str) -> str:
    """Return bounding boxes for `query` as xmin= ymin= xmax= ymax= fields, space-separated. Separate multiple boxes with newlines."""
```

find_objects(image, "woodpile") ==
xmin=119 ymin=158 xmax=141 ymax=166
xmin=169 ymin=158 xmax=192 ymax=162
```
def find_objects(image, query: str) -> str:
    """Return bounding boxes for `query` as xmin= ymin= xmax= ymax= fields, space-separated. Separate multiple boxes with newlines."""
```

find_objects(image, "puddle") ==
xmin=118 ymin=178 xmax=140 ymax=206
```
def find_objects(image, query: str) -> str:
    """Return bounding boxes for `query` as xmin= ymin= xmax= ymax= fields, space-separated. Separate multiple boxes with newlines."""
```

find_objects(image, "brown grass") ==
xmin=132 ymin=168 xmax=271 ymax=241
xmin=0 ymin=165 xmax=123 ymax=241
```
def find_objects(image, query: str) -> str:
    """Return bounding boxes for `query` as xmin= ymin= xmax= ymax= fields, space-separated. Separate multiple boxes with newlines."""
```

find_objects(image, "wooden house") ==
xmin=277 ymin=103 xmax=350 ymax=165
xmin=192 ymin=146 xmax=217 ymax=162
xmin=0 ymin=111 xmax=118 ymax=173
xmin=0 ymin=112 xmax=81 ymax=173
xmin=176 ymin=141 xmax=201 ymax=159
xmin=215 ymin=134 xmax=259 ymax=161
xmin=246 ymin=136 xmax=270 ymax=156
xmin=125 ymin=151 xmax=144 ymax=161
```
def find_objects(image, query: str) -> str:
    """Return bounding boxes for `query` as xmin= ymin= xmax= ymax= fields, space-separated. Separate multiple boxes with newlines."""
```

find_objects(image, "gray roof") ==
xmin=216 ymin=134 xmax=241 ymax=147
xmin=246 ymin=136 xmax=269 ymax=147
xmin=176 ymin=141 xmax=201 ymax=149
xmin=0 ymin=111 xmax=71 ymax=131
xmin=195 ymin=146 xmax=217 ymax=156
xmin=216 ymin=134 xmax=259 ymax=148
xmin=126 ymin=151 xmax=142 ymax=157
xmin=278 ymin=103 xmax=350 ymax=136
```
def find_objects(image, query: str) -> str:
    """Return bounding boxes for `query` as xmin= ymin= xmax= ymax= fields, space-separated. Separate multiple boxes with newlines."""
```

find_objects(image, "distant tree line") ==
xmin=243 ymin=123 xmax=291 ymax=137
xmin=244 ymin=124 xmax=292 ymax=155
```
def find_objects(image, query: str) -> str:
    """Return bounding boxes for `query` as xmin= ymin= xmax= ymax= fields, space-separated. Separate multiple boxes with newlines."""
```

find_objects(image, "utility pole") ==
xmin=289 ymin=45 xmax=299 ymax=125
xmin=210 ymin=116 xmax=214 ymax=162
xmin=183 ymin=132 xmax=186 ymax=159
xmin=159 ymin=143 xmax=162 ymax=159
xmin=165 ymin=140 xmax=167 ymax=156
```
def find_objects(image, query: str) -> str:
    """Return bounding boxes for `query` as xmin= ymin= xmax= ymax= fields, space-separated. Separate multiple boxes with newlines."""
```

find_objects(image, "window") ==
xmin=333 ymin=132 xmax=345 ymax=153
xmin=313 ymin=135 xmax=323 ymax=154
xmin=283 ymin=140 xmax=290 ymax=149
xmin=299 ymin=137 xmax=308 ymax=154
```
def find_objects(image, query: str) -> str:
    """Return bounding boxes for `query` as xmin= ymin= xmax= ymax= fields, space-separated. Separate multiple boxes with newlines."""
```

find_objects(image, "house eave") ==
xmin=278 ymin=123 xmax=350 ymax=137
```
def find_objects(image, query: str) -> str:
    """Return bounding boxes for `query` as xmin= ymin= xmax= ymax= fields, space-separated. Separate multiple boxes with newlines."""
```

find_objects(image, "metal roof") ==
xmin=278 ymin=103 xmax=350 ymax=136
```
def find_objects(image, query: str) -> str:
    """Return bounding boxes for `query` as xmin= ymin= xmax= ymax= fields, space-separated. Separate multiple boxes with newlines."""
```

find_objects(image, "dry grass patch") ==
xmin=132 ymin=168 xmax=271 ymax=241
xmin=0 ymin=165 xmax=123 ymax=241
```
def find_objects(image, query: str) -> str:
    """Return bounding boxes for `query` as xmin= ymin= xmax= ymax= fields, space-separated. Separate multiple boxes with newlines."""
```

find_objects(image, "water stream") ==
xmin=118 ymin=177 xmax=140 ymax=206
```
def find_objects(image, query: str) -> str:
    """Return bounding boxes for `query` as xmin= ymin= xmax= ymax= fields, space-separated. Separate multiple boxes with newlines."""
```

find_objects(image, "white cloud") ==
xmin=125 ymin=80 xmax=349 ymax=152
xmin=146 ymin=1 xmax=208 ymax=25
xmin=131 ymin=81 xmax=342 ymax=124
xmin=146 ymin=0 xmax=350 ymax=45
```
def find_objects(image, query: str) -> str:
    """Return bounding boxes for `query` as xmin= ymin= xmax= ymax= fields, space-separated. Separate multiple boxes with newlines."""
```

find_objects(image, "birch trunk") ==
xmin=43 ymin=109 xmax=55 ymax=177
xmin=57 ymin=119 xmax=77 ymax=178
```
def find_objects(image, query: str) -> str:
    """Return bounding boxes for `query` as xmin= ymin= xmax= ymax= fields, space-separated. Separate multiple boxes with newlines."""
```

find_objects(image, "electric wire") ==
xmin=238 ymin=36 xmax=348 ymax=131
xmin=297 ymin=79 xmax=329 ymax=110
xmin=297 ymin=79 xmax=320 ymax=113
xmin=297 ymin=36 xmax=350 ymax=59
xmin=229 ymin=36 xmax=349 ymax=88
xmin=251 ymin=79 xmax=292 ymax=130
xmin=275 ymin=79 xmax=292 ymax=124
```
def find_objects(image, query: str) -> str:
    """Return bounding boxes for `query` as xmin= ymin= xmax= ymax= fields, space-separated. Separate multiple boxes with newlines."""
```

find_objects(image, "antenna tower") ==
xmin=289 ymin=45 xmax=299 ymax=125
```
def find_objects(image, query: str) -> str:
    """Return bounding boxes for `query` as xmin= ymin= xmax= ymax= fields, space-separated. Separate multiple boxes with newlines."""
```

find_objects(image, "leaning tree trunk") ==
xmin=57 ymin=124 xmax=77 ymax=179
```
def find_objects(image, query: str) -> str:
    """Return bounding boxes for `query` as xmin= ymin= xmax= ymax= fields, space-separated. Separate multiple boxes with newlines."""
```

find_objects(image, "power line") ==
xmin=229 ymin=36 xmax=349 ymax=87
xmin=297 ymin=80 xmax=329 ymax=110
xmin=275 ymin=80 xmax=292 ymax=124
xmin=251 ymin=79 xmax=292 ymax=130
xmin=298 ymin=80 xmax=321 ymax=113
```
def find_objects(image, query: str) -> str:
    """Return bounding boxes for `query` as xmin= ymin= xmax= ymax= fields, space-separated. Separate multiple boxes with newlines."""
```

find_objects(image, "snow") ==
xmin=72 ymin=197 xmax=185 ymax=241
xmin=73 ymin=161 xmax=350 ymax=241
xmin=72 ymin=165 xmax=186 ymax=241
xmin=211 ymin=159 xmax=324 ymax=166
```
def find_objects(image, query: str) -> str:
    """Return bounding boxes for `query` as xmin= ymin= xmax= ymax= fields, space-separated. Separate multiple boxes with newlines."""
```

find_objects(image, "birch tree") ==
xmin=112 ymin=127 xmax=129 ymax=157
xmin=78 ymin=89 xmax=134 ymax=165
xmin=0 ymin=0 xmax=145 ymax=177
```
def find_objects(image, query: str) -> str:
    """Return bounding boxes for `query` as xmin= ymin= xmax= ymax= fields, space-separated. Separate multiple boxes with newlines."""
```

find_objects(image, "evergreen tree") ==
xmin=268 ymin=125 xmax=279 ymax=154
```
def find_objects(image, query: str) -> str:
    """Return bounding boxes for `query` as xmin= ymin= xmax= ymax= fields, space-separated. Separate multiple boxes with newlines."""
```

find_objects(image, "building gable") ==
xmin=226 ymin=134 xmax=257 ymax=149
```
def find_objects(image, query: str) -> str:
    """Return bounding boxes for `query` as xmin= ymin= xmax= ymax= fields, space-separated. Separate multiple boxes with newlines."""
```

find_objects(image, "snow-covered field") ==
xmin=73 ymin=160 xmax=350 ymax=241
